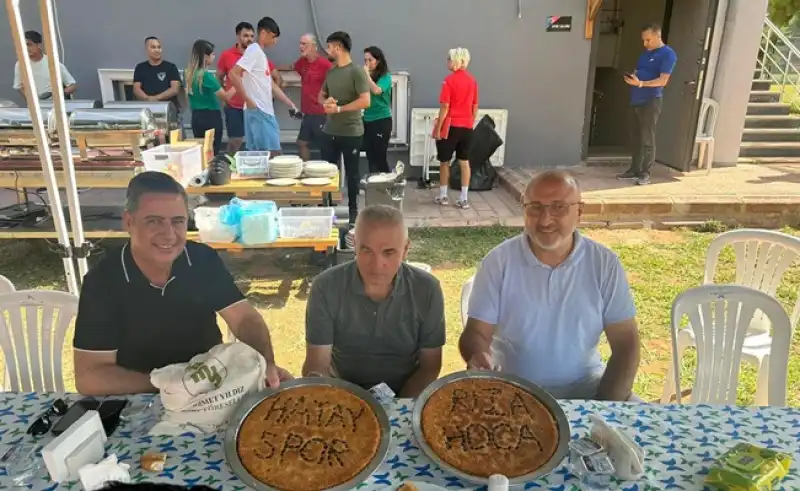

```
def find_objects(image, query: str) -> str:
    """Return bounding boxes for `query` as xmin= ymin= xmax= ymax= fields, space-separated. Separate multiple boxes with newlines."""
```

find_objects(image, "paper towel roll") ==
xmin=190 ymin=170 xmax=210 ymax=187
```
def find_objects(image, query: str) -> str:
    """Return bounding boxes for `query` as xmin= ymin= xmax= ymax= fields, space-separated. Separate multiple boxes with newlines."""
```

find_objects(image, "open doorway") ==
xmin=586 ymin=0 xmax=719 ymax=171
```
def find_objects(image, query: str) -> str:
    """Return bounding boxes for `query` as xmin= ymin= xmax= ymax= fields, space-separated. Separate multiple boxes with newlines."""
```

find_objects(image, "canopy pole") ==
xmin=4 ymin=0 xmax=79 ymax=295
xmin=38 ymin=0 xmax=88 ymax=278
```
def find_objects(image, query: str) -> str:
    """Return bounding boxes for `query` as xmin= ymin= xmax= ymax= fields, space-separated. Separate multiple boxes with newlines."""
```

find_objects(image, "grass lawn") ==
xmin=771 ymin=84 xmax=800 ymax=114
xmin=0 ymin=227 xmax=798 ymax=406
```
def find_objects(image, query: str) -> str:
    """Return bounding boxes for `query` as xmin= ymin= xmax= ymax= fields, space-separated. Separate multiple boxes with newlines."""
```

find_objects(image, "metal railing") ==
xmin=756 ymin=18 xmax=800 ymax=111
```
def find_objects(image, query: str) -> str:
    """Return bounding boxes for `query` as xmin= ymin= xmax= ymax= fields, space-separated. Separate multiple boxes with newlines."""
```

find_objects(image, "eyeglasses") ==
xmin=522 ymin=201 xmax=582 ymax=218
xmin=27 ymin=399 xmax=68 ymax=436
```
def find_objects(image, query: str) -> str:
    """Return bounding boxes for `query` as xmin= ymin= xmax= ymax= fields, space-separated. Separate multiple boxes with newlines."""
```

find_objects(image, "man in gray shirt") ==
xmin=303 ymin=205 xmax=445 ymax=397
xmin=319 ymin=31 xmax=371 ymax=225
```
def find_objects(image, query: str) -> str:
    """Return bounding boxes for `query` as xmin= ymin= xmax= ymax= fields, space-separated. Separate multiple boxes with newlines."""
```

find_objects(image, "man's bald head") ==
xmin=524 ymin=170 xmax=581 ymax=202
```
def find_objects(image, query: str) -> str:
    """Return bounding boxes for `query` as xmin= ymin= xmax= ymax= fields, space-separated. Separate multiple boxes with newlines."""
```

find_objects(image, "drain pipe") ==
xmin=704 ymin=0 xmax=730 ymax=100
xmin=309 ymin=0 xmax=324 ymax=53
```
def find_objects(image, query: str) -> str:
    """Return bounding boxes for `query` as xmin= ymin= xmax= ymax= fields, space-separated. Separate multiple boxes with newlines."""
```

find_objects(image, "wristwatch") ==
xmin=336 ymin=106 xmax=342 ymax=114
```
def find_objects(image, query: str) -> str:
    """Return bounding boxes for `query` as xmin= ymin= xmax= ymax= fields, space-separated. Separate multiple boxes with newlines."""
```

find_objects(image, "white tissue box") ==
xmin=42 ymin=410 xmax=107 ymax=482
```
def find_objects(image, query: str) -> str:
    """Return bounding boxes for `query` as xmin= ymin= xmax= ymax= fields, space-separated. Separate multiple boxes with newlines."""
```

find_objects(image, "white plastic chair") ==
xmin=695 ymin=98 xmax=719 ymax=173
xmin=460 ymin=275 xmax=475 ymax=328
xmin=698 ymin=229 xmax=799 ymax=404
xmin=0 ymin=275 xmax=16 ymax=294
xmin=663 ymin=285 xmax=791 ymax=406
xmin=0 ymin=290 xmax=78 ymax=392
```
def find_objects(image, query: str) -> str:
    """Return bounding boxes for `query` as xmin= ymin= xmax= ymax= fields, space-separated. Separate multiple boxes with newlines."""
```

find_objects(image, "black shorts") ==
xmin=436 ymin=126 xmax=473 ymax=162
xmin=297 ymin=114 xmax=327 ymax=147
xmin=223 ymin=106 xmax=245 ymax=139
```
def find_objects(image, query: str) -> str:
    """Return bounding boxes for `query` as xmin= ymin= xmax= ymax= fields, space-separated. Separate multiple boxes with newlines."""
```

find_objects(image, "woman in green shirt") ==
xmin=185 ymin=40 xmax=235 ymax=155
xmin=362 ymin=46 xmax=393 ymax=174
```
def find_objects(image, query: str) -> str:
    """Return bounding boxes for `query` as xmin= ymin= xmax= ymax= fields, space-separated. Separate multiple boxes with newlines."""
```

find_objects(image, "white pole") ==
xmin=38 ymin=0 xmax=89 ymax=278
xmin=4 ymin=0 xmax=79 ymax=295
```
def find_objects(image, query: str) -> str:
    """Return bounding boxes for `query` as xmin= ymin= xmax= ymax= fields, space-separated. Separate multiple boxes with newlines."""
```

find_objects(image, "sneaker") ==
xmin=636 ymin=174 xmax=651 ymax=185
xmin=456 ymin=199 xmax=470 ymax=209
xmin=616 ymin=170 xmax=638 ymax=180
xmin=433 ymin=196 xmax=449 ymax=206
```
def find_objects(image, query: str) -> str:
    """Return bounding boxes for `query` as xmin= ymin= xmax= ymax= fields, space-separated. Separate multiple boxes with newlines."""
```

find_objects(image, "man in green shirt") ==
xmin=319 ymin=31 xmax=371 ymax=225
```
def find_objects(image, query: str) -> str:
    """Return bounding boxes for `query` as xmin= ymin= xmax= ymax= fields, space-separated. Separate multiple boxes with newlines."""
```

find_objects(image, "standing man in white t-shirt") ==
xmin=12 ymin=30 xmax=77 ymax=101
xmin=228 ymin=17 xmax=297 ymax=154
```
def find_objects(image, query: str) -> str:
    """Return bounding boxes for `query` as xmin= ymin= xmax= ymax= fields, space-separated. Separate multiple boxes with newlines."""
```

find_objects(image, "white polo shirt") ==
xmin=13 ymin=55 xmax=75 ymax=97
xmin=468 ymin=232 xmax=636 ymax=399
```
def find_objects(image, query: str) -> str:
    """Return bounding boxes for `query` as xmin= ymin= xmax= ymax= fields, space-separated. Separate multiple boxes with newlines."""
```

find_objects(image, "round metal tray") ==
xmin=411 ymin=370 xmax=570 ymax=486
xmin=224 ymin=377 xmax=392 ymax=491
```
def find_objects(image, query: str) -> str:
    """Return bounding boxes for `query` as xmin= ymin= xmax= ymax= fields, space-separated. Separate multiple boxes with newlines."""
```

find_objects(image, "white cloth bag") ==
xmin=149 ymin=343 xmax=266 ymax=435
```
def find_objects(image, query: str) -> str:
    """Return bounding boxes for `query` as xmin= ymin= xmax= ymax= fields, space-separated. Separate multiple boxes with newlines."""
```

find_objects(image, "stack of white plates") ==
xmin=344 ymin=229 xmax=355 ymax=249
xmin=269 ymin=155 xmax=303 ymax=179
xmin=304 ymin=161 xmax=338 ymax=178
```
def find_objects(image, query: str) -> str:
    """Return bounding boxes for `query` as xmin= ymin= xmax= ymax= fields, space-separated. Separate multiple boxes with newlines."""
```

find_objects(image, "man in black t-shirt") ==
xmin=133 ymin=36 xmax=181 ymax=110
xmin=72 ymin=172 xmax=292 ymax=396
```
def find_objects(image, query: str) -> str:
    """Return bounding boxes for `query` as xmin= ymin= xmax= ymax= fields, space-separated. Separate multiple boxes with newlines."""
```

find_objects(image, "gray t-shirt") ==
xmin=305 ymin=261 xmax=446 ymax=393
xmin=322 ymin=62 xmax=370 ymax=137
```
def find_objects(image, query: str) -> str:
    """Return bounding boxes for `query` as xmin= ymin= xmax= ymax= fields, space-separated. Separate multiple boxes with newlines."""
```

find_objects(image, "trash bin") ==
xmin=360 ymin=162 xmax=407 ymax=211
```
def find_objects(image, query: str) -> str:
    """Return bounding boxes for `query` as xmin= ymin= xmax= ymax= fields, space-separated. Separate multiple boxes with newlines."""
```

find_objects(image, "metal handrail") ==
xmin=757 ymin=17 xmax=800 ymax=109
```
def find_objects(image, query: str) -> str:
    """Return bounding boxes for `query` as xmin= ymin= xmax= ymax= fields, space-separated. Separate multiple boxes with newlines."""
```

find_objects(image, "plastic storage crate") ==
xmin=278 ymin=207 xmax=334 ymax=239
xmin=141 ymin=144 xmax=203 ymax=188
xmin=234 ymin=151 xmax=270 ymax=178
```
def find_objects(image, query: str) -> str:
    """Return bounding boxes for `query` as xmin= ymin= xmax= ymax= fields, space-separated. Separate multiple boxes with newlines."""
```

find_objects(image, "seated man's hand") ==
xmin=265 ymin=363 xmax=294 ymax=388
xmin=467 ymin=351 xmax=496 ymax=371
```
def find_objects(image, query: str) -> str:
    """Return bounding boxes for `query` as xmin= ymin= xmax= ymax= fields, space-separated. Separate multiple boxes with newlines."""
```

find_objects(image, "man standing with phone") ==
xmin=618 ymin=23 xmax=677 ymax=186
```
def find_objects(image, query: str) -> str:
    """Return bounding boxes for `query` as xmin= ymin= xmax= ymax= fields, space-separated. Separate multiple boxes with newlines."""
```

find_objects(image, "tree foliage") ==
xmin=769 ymin=0 xmax=800 ymax=27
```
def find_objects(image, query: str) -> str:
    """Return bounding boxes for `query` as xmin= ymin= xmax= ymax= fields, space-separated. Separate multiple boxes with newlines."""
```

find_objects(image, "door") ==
xmin=656 ymin=0 xmax=720 ymax=171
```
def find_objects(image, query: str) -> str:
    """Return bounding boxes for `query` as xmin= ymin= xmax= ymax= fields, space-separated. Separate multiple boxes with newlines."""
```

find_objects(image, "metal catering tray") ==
xmin=411 ymin=370 xmax=571 ymax=486
xmin=224 ymin=377 xmax=392 ymax=491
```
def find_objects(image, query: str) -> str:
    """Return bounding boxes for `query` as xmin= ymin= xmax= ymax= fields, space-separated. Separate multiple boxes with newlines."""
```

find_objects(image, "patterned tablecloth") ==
xmin=0 ymin=393 xmax=798 ymax=490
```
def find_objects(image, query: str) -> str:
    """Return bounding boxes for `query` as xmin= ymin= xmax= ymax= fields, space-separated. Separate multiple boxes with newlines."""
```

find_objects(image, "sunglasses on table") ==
xmin=26 ymin=398 xmax=69 ymax=436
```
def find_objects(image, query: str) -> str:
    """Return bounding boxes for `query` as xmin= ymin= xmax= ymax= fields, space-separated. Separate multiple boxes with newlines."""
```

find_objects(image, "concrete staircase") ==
xmin=741 ymin=79 xmax=800 ymax=160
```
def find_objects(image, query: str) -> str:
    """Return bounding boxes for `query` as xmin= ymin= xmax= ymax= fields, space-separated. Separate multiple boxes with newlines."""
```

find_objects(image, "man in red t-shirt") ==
xmin=277 ymin=33 xmax=332 ymax=161
xmin=217 ymin=21 xmax=283 ymax=153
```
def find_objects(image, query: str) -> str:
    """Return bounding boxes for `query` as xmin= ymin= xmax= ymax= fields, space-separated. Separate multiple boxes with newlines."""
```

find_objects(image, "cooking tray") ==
xmin=224 ymin=377 xmax=392 ymax=491
xmin=411 ymin=370 xmax=570 ymax=486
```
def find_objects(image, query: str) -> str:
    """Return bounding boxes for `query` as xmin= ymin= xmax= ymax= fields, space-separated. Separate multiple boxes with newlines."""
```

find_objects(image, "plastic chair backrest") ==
xmin=704 ymin=229 xmax=800 ymax=332
xmin=460 ymin=275 xmax=475 ymax=328
xmin=696 ymin=98 xmax=720 ymax=138
xmin=670 ymin=284 xmax=791 ymax=406
xmin=0 ymin=290 xmax=78 ymax=392
xmin=0 ymin=275 xmax=16 ymax=295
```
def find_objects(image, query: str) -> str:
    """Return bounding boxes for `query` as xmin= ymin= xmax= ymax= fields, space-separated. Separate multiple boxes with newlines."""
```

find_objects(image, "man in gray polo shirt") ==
xmin=459 ymin=170 xmax=641 ymax=400
xmin=303 ymin=205 xmax=445 ymax=397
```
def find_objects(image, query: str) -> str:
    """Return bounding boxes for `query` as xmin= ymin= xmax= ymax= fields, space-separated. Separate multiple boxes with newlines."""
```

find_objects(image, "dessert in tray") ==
xmin=236 ymin=385 xmax=382 ymax=491
xmin=420 ymin=377 xmax=561 ymax=478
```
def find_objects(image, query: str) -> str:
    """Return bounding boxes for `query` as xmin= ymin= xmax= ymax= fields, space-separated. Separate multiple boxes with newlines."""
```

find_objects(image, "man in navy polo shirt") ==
xmin=617 ymin=23 xmax=677 ymax=186
xmin=73 ymin=172 xmax=291 ymax=396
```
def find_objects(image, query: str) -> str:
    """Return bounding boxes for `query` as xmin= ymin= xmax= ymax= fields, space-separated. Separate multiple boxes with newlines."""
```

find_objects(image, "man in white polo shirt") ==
xmin=13 ymin=30 xmax=77 ymax=101
xmin=459 ymin=170 xmax=641 ymax=400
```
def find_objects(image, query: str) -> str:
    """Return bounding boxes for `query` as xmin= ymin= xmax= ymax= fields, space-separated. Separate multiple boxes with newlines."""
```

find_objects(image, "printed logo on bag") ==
xmin=182 ymin=357 xmax=228 ymax=396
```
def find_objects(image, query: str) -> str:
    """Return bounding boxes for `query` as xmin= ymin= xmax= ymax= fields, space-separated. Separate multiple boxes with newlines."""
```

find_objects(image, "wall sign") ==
xmin=546 ymin=16 xmax=573 ymax=32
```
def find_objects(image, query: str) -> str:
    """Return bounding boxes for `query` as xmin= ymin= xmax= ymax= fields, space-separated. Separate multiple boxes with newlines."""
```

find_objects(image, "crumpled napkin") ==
xmin=78 ymin=454 xmax=131 ymax=491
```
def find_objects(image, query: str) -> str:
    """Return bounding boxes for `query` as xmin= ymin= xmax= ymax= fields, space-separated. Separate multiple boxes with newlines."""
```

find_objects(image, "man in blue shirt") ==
xmin=617 ymin=23 xmax=677 ymax=186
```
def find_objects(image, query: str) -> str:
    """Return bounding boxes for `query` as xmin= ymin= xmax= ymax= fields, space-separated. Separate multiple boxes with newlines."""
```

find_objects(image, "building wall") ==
xmin=0 ymin=0 xmax=594 ymax=169
xmin=711 ymin=0 xmax=770 ymax=164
